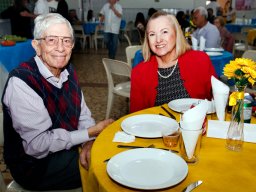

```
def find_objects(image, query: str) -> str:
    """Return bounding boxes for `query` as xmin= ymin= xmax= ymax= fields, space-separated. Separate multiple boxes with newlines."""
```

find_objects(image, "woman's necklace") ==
xmin=157 ymin=60 xmax=178 ymax=79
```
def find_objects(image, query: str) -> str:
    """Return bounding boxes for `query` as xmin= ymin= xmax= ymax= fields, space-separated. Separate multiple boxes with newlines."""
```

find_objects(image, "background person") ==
xmin=2 ymin=13 xmax=113 ymax=190
xmin=192 ymin=6 xmax=221 ymax=48
xmin=134 ymin=12 xmax=146 ymax=41
xmin=214 ymin=16 xmax=234 ymax=52
xmin=1 ymin=0 xmax=36 ymax=38
xmin=176 ymin=10 xmax=190 ymax=32
xmin=56 ymin=0 xmax=69 ymax=20
xmin=34 ymin=0 xmax=49 ymax=15
xmin=130 ymin=11 xmax=217 ymax=113
xmin=87 ymin=9 xmax=94 ymax=22
xmin=100 ymin=0 xmax=122 ymax=59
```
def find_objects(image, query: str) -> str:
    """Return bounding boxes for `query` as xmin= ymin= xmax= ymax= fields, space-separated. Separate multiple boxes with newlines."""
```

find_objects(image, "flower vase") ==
xmin=226 ymin=85 xmax=246 ymax=151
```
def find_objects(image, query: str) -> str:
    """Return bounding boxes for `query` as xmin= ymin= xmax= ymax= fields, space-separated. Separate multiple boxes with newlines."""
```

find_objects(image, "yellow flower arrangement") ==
xmin=224 ymin=58 xmax=256 ymax=106
xmin=223 ymin=58 xmax=256 ymax=87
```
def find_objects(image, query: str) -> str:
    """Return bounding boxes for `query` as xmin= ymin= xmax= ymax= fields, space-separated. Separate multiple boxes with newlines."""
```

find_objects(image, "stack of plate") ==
xmin=205 ymin=48 xmax=224 ymax=56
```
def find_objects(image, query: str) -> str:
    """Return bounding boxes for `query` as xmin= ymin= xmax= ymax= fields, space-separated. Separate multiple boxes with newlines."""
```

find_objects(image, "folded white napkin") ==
xmin=180 ymin=100 xmax=208 ymax=158
xmin=185 ymin=27 xmax=190 ymax=33
xmin=199 ymin=36 xmax=206 ymax=51
xmin=112 ymin=131 xmax=135 ymax=143
xmin=211 ymin=76 xmax=230 ymax=121
xmin=207 ymin=120 xmax=256 ymax=143
xmin=191 ymin=36 xmax=198 ymax=50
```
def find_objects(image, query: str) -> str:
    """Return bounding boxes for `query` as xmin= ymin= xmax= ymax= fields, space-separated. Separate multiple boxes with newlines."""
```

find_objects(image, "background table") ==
xmin=80 ymin=104 xmax=256 ymax=192
xmin=225 ymin=23 xmax=256 ymax=33
xmin=0 ymin=39 xmax=35 ymax=97
xmin=133 ymin=50 xmax=233 ymax=77
xmin=208 ymin=51 xmax=233 ymax=77
xmin=83 ymin=22 xmax=101 ymax=35
xmin=83 ymin=20 xmax=126 ymax=35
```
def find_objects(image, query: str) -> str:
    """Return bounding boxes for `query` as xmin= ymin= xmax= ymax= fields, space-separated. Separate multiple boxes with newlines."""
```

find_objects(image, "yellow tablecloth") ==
xmin=248 ymin=29 xmax=256 ymax=45
xmin=80 ymin=104 xmax=256 ymax=192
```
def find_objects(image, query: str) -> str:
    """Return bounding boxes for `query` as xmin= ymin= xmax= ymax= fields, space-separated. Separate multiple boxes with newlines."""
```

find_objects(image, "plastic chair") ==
xmin=102 ymin=58 xmax=131 ymax=119
xmin=124 ymin=33 xmax=132 ymax=46
xmin=125 ymin=45 xmax=142 ymax=67
xmin=72 ymin=24 xmax=90 ymax=50
xmin=232 ymin=32 xmax=248 ymax=55
xmin=242 ymin=50 xmax=256 ymax=61
xmin=92 ymin=25 xmax=105 ymax=50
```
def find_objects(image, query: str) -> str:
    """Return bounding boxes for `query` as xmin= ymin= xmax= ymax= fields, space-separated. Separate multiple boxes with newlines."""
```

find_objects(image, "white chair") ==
xmin=124 ymin=33 xmax=132 ymax=46
xmin=102 ymin=58 xmax=131 ymax=119
xmin=125 ymin=45 xmax=142 ymax=67
xmin=232 ymin=32 xmax=248 ymax=56
xmin=242 ymin=50 xmax=256 ymax=61
xmin=92 ymin=25 xmax=105 ymax=50
xmin=72 ymin=24 xmax=90 ymax=51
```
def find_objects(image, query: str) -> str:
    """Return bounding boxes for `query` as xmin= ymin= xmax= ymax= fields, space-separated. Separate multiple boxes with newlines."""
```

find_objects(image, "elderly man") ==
xmin=192 ymin=6 xmax=221 ymax=48
xmin=2 ymin=13 xmax=113 ymax=190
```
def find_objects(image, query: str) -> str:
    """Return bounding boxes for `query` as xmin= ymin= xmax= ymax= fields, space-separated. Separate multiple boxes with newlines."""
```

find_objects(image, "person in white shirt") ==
xmin=192 ymin=6 xmax=221 ymax=48
xmin=206 ymin=0 xmax=220 ymax=16
xmin=2 ymin=13 xmax=114 ymax=190
xmin=100 ymin=0 xmax=122 ymax=59
xmin=34 ymin=0 xmax=49 ymax=15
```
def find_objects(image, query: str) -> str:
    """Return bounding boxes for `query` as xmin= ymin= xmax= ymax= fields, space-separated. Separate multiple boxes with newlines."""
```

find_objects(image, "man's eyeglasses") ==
xmin=36 ymin=36 xmax=74 ymax=48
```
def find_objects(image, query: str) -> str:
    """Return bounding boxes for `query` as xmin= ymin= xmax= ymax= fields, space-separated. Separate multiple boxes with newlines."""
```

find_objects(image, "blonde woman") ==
xmin=130 ymin=11 xmax=217 ymax=112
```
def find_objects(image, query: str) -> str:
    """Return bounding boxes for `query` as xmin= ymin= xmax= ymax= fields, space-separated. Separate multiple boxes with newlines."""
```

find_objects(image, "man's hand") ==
xmin=88 ymin=119 xmax=114 ymax=138
xmin=80 ymin=140 xmax=94 ymax=170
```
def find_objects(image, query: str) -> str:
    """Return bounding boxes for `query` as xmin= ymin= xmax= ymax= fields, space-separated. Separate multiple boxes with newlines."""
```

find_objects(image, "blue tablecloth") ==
xmin=133 ymin=50 xmax=233 ymax=77
xmin=252 ymin=18 xmax=256 ymax=24
xmin=0 ymin=39 xmax=35 ymax=97
xmin=83 ymin=20 xmax=126 ymax=35
xmin=0 ymin=39 xmax=35 ymax=72
xmin=225 ymin=23 xmax=256 ymax=33
xmin=83 ymin=22 xmax=101 ymax=35
xmin=209 ymin=51 xmax=233 ymax=77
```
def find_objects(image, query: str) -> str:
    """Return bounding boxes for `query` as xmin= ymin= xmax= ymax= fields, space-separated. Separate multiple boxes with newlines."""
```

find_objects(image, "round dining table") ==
xmin=79 ymin=104 xmax=256 ymax=192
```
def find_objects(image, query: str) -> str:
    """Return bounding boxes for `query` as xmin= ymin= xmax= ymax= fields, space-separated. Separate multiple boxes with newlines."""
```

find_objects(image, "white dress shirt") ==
xmin=34 ymin=0 xmax=49 ymax=15
xmin=3 ymin=56 xmax=95 ymax=159
xmin=100 ymin=2 xmax=122 ymax=34
xmin=192 ymin=22 xmax=221 ymax=48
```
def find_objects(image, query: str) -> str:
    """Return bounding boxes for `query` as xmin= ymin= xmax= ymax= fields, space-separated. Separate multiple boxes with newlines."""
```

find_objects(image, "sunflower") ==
xmin=223 ymin=58 xmax=256 ymax=87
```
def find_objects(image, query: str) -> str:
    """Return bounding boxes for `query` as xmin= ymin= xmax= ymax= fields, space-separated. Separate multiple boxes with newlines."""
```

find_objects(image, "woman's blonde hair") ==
xmin=142 ymin=11 xmax=191 ymax=61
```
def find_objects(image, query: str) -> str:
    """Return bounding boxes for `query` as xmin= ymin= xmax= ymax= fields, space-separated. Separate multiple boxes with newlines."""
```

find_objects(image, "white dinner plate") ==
xmin=121 ymin=114 xmax=179 ymax=138
xmin=107 ymin=148 xmax=188 ymax=190
xmin=204 ymin=48 xmax=224 ymax=52
xmin=206 ymin=51 xmax=223 ymax=56
xmin=168 ymin=98 xmax=215 ymax=114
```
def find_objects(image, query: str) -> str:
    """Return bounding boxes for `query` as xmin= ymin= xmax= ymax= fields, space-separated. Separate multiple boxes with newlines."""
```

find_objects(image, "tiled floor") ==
xmin=0 ymin=41 xmax=130 ymax=186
